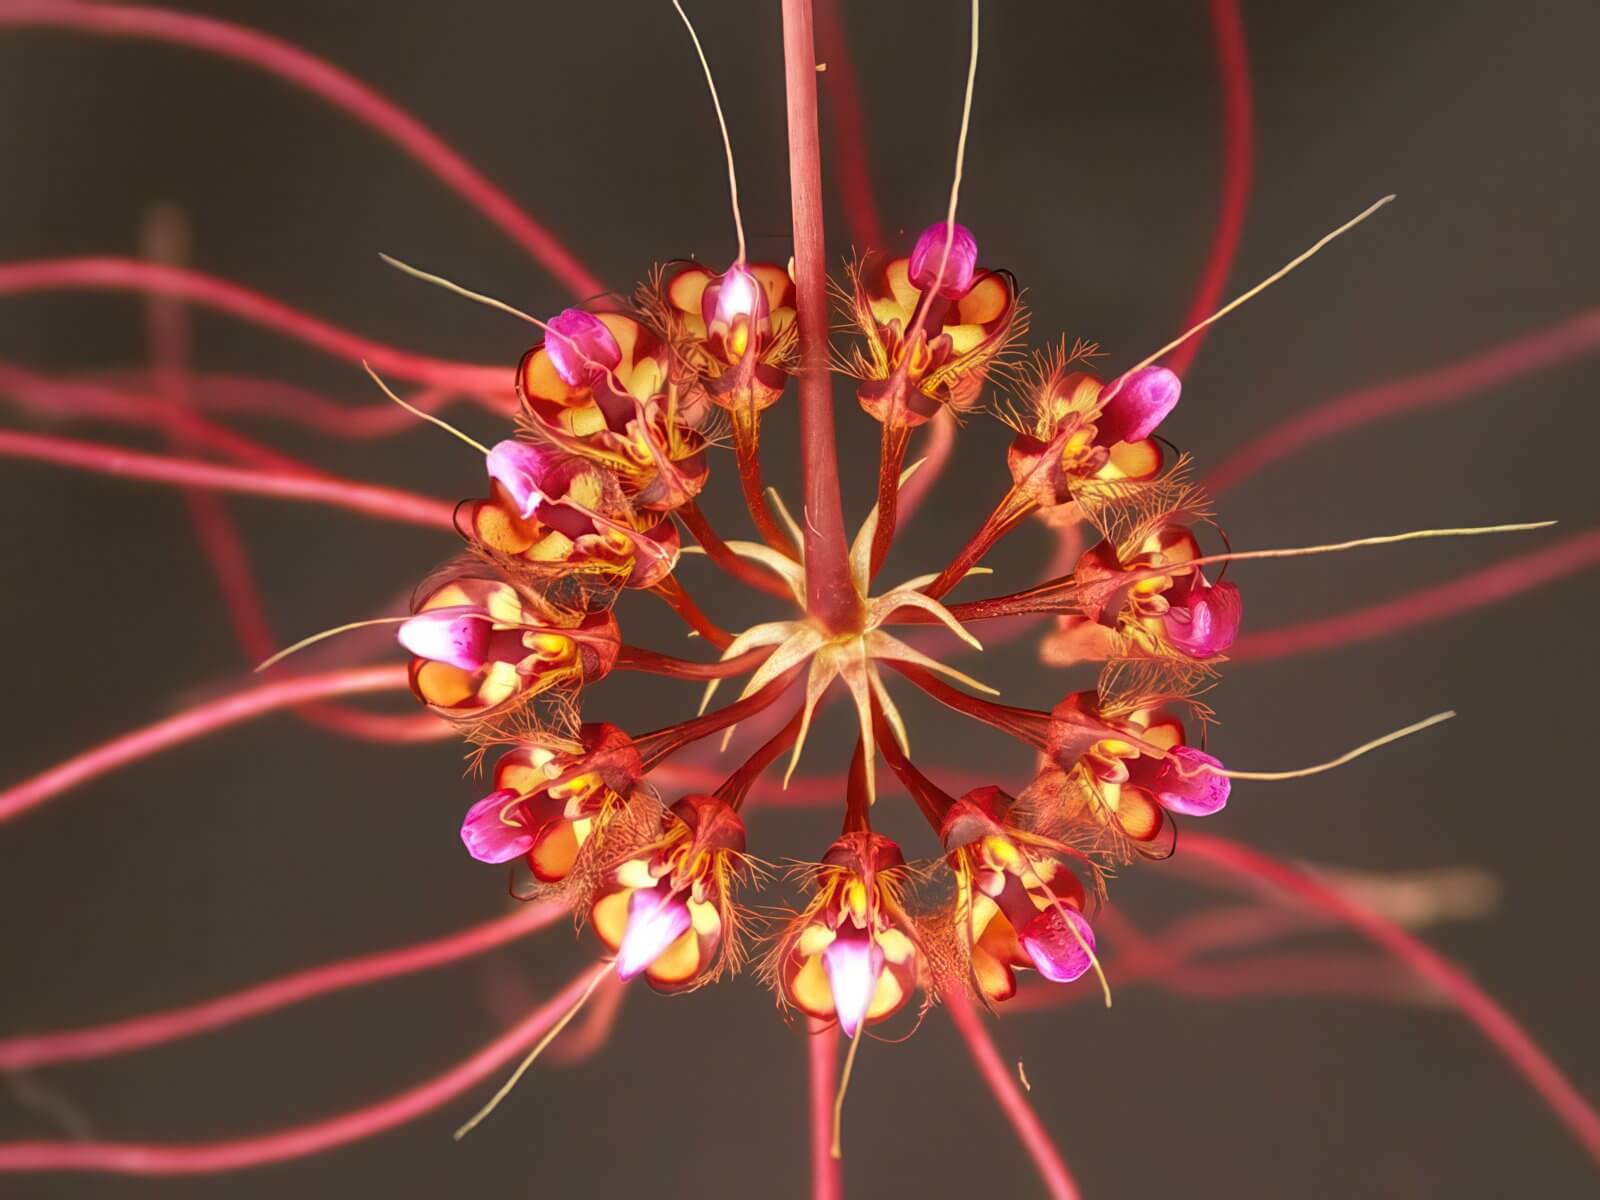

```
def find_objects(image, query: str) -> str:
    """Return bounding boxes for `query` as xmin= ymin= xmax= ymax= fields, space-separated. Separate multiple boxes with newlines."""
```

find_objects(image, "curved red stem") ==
xmin=1230 ymin=530 xmax=1600 ymax=662
xmin=0 ymin=429 xmax=457 ymax=528
xmin=0 ymin=1 xmax=602 ymax=297
xmin=1182 ymin=833 xmax=1600 ymax=1167
xmin=0 ymin=964 xmax=607 ymax=1175
xmin=0 ymin=904 xmax=562 ymax=1069
xmin=813 ymin=0 xmax=883 ymax=252
xmin=0 ymin=664 xmax=410 ymax=825
xmin=1206 ymin=308 xmax=1600 ymax=496
xmin=1166 ymin=0 xmax=1252 ymax=378
xmin=0 ymin=259 xmax=509 ymax=392
xmin=946 ymin=991 xmax=1081 ymax=1200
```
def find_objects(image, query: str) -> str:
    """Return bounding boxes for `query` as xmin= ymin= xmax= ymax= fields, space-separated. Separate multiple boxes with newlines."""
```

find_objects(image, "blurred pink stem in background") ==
xmin=0 ymin=665 xmax=412 ymax=825
xmin=1183 ymin=834 xmax=1600 ymax=1167
xmin=1206 ymin=309 xmax=1600 ymax=496
xmin=0 ymin=429 xmax=456 ymax=528
xmin=0 ymin=964 xmax=608 ymax=1175
xmin=946 ymin=992 xmax=1080 ymax=1199
xmin=1230 ymin=530 xmax=1600 ymax=662
xmin=0 ymin=1 xmax=603 ymax=297
xmin=1166 ymin=0 xmax=1252 ymax=378
xmin=0 ymin=904 xmax=563 ymax=1070
xmin=814 ymin=0 xmax=883 ymax=252
xmin=0 ymin=259 xmax=510 ymax=393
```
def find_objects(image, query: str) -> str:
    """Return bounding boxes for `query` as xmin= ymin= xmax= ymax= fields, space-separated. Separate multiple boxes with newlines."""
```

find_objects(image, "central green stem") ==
xmin=782 ymin=0 xmax=861 ymax=633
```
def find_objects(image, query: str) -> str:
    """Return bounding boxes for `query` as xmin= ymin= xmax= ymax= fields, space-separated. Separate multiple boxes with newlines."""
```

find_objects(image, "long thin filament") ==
xmin=453 ymin=961 xmax=615 ymax=1140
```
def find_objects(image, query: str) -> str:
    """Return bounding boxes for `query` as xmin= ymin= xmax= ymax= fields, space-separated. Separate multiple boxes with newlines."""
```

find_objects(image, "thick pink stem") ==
xmin=1166 ymin=0 xmax=1252 ymax=378
xmin=0 ymin=964 xmax=607 ymax=1175
xmin=0 ymin=2 xmax=602 ymax=297
xmin=0 ymin=664 xmax=410 ymax=825
xmin=1182 ymin=834 xmax=1600 ymax=1167
xmin=0 ymin=904 xmax=562 ymax=1069
xmin=946 ymin=991 xmax=1080 ymax=1199
xmin=807 ymin=1019 xmax=842 ymax=1200
xmin=1230 ymin=530 xmax=1600 ymax=662
xmin=0 ymin=259 xmax=509 ymax=392
xmin=0 ymin=429 xmax=456 ymax=528
xmin=783 ymin=0 xmax=859 ymax=632
xmin=1207 ymin=309 xmax=1600 ymax=495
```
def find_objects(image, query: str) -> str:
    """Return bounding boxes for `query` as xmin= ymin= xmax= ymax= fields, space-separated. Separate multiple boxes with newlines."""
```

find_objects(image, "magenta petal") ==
xmin=908 ymin=221 xmax=978 ymax=299
xmin=1164 ymin=579 xmax=1243 ymax=657
xmin=460 ymin=788 xmax=534 ymax=863
xmin=544 ymin=308 xmax=622 ymax=386
xmin=822 ymin=930 xmax=884 ymax=1038
xmin=1155 ymin=746 xmax=1230 ymax=816
xmin=1097 ymin=365 xmax=1181 ymax=445
xmin=1018 ymin=906 xmax=1097 ymax=983
xmin=396 ymin=605 xmax=491 ymax=671
xmin=616 ymin=885 xmax=692 ymax=981
xmin=484 ymin=440 xmax=547 ymax=520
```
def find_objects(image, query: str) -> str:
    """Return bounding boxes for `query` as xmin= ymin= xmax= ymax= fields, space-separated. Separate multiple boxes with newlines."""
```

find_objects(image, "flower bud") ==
xmin=1016 ymin=905 xmax=1097 ymax=984
xmin=908 ymin=221 xmax=978 ymax=299
xmin=1162 ymin=578 xmax=1243 ymax=658
xmin=459 ymin=787 xmax=535 ymax=864
xmin=544 ymin=308 xmax=622 ymax=386
xmin=1096 ymin=365 xmax=1181 ymax=446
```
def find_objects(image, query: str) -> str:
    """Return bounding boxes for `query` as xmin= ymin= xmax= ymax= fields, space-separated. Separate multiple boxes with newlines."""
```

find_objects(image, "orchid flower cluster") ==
xmin=388 ymin=218 xmax=1240 ymax=1035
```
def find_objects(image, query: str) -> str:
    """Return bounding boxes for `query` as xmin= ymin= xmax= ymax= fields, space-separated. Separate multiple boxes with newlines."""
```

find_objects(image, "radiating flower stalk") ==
xmin=1 ymin=0 xmax=1594 ymax=1191
xmin=228 ymin=0 xmax=1556 ymax=1150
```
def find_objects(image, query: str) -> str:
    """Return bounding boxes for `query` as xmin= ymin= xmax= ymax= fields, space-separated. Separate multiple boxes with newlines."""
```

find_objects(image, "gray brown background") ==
xmin=0 ymin=1 xmax=1596 ymax=1196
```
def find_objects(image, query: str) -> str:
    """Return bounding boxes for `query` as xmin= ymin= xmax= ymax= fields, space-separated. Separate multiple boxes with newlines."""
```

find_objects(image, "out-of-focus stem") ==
xmin=1229 ymin=530 xmax=1600 ymax=662
xmin=0 ymin=903 xmax=563 ymax=1069
xmin=0 ymin=429 xmax=457 ymax=528
xmin=782 ymin=0 xmax=860 ymax=633
xmin=1207 ymin=308 xmax=1600 ymax=496
xmin=650 ymin=577 xmax=734 ymax=650
xmin=946 ymin=991 xmax=1081 ymax=1199
xmin=0 ymin=664 xmax=410 ymax=825
xmin=1166 ymin=0 xmax=1252 ymax=378
xmin=813 ymin=0 xmax=882 ymax=253
xmin=0 ymin=965 xmax=605 ymax=1175
xmin=0 ymin=2 xmax=603 ymax=297
xmin=1183 ymin=834 xmax=1600 ymax=1168
xmin=0 ymin=259 xmax=509 ymax=392
xmin=807 ymin=1019 xmax=843 ymax=1200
